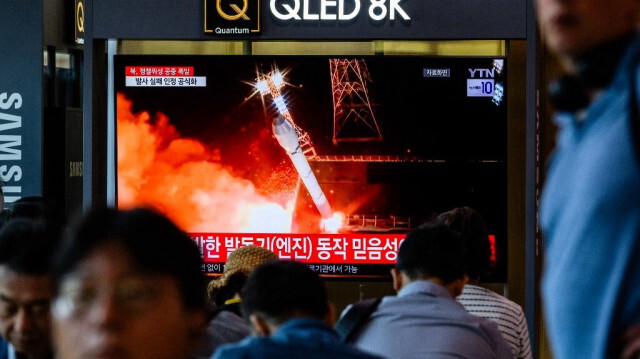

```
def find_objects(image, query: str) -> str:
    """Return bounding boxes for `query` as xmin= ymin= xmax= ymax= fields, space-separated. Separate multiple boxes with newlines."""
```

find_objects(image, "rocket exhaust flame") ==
xmin=321 ymin=211 xmax=345 ymax=233
xmin=117 ymin=93 xmax=294 ymax=233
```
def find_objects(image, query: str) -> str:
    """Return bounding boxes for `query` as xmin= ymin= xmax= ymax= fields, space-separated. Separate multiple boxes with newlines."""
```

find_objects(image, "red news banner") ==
xmin=125 ymin=66 xmax=194 ymax=76
xmin=191 ymin=233 xmax=406 ymax=265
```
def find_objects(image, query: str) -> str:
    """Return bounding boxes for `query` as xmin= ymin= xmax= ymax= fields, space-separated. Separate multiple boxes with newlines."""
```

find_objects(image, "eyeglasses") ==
xmin=52 ymin=276 xmax=162 ymax=319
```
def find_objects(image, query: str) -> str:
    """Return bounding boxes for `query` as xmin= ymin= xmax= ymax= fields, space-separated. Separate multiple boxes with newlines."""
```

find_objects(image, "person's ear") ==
xmin=324 ymin=301 xmax=336 ymax=326
xmin=249 ymin=314 xmax=272 ymax=336
xmin=391 ymin=267 xmax=403 ymax=292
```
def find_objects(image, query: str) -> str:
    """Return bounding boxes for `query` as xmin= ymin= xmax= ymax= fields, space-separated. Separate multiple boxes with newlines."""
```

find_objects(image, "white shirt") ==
xmin=457 ymin=284 xmax=532 ymax=359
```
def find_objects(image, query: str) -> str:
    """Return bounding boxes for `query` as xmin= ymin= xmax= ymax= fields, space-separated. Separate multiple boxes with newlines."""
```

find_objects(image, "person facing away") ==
xmin=211 ymin=260 xmax=384 ymax=359
xmin=536 ymin=0 xmax=640 ymax=357
xmin=347 ymin=220 xmax=512 ymax=359
xmin=50 ymin=207 xmax=209 ymax=359
xmin=0 ymin=218 xmax=63 ymax=359
xmin=193 ymin=245 xmax=279 ymax=359
xmin=437 ymin=207 xmax=532 ymax=359
xmin=207 ymin=245 xmax=279 ymax=316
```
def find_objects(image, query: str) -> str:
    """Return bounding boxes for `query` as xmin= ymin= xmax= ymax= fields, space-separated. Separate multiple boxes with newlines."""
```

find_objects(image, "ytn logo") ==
xmin=468 ymin=68 xmax=495 ymax=78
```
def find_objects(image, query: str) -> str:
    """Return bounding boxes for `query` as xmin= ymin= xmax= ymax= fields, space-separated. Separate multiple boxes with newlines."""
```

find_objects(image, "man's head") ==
xmin=0 ymin=219 xmax=62 ymax=359
xmin=392 ymin=221 xmax=466 ymax=297
xmin=240 ymin=261 xmax=332 ymax=335
xmin=0 ymin=197 xmax=65 ymax=230
xmin=51 ymin=207 xmax=207 ymax=359
xmin=536 ymin=0 xmax=640 ymax=67
xmin=436 ymin=207 xmax=490 ymax=283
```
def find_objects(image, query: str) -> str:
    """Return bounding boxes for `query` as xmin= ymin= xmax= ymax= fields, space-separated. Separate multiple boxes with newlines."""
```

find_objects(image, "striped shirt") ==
xmin=457 ymin=284 xmax=532 ymax=359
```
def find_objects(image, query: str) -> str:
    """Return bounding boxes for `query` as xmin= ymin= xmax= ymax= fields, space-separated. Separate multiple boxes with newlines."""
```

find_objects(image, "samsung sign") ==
xmin=269 ymin=0 xmax=410 ymax=21
xmin=1 ymin=1 xmax=43 ymax=205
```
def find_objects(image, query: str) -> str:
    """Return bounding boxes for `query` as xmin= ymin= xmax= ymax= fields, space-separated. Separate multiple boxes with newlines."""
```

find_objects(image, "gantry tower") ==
xmin=329 ymin=59 xmax=382 ymax=144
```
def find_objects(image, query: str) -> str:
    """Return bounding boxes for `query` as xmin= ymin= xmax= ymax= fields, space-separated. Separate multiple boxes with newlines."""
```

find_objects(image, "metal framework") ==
xmin=329 ymin=59 xmax=382 ymax=144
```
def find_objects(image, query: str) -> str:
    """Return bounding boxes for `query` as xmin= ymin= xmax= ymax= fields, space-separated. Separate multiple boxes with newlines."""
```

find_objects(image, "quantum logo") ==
xmin=216 ymin=0 xmax=249 ymax=20
xmin=204 ymin=0 xmax=260 ymax=35
xmin=75 ymin=0 xmax=85 ymax=44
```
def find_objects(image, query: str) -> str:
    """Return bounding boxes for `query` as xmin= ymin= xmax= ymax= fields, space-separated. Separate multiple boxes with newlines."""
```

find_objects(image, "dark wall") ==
xmin=44 ymin=0 xmax=68 ymax=47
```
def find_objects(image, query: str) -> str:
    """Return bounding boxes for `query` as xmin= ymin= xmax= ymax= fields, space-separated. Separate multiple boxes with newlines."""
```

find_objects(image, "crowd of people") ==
xmin=0 ymin=192 xmax=530 ymax=359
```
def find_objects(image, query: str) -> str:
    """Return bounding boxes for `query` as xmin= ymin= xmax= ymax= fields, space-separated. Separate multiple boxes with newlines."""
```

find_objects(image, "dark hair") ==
xmin=396 ymin=220 xmax=465 ymax=284
xmin=241 ymin=261 xmax=328 ymax=325
xmin=436 ymin=207 xmax=491 ymax=281
xmin=53 ymin=207 xmax=206 ymax=310
xmin=0 ymin=218 xmax=63 ymax=275
xmin=211 ymin=272 xmax=248 ymax=307
xmin=0 ymin=196 xmax=65 ymax=228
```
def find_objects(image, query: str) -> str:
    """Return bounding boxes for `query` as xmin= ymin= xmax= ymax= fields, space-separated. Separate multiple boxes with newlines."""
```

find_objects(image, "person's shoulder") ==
xmin=0 ymin=338 xmax=8 ymax=359
xmin=459 ymin=285 xmax=525 ymax=315
xmin=211 ymin=335 xmax=263 ymax=359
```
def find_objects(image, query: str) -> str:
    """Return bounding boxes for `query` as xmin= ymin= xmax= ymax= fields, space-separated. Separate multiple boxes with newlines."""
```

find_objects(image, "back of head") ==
xmin=0 ymin=196 xmax=66 ymax=230
xmin=54 ymin=206 xmax=206 ymax=310
xmin=0 ymin=218 xmax=62 ymax=275
xmin=241 ymin=261 xmax=328 ymax=326
xmin=396 ymin=221 xmax=465 ymax=284
xmin=436 ymin=207 xmax=490 ymax=281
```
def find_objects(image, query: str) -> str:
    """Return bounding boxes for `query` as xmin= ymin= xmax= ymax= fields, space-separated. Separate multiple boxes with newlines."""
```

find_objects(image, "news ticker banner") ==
xmin=125 ymin=66 xmax=206 ymax=87
xmin=191 ymin=233 xmax=405 ymax=277
xmin=192 ymin=232 xmax=498 ymax=278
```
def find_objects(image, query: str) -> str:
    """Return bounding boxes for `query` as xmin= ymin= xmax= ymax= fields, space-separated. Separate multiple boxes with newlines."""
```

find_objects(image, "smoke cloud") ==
xmin=117 ymin=93 xmax=294 ymax=233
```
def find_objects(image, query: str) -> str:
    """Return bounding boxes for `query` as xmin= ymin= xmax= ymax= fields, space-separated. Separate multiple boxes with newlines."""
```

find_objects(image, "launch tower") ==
xmin=329 ymin=59 xmax=382 ymax=144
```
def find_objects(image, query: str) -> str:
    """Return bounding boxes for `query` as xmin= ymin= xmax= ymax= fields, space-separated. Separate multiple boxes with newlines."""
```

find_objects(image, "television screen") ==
xmin=114 ymin=55 xmax=507 ymax=281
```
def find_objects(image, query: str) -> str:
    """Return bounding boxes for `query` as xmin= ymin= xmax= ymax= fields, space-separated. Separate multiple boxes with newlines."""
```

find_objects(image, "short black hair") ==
xmin=396 ymin=220 xmax=465 ymax=284
xmin=0 ymin=196 xmax=65 ymax=229
xmin=0 ymin=218 xmax=63 ymax=275
xmin=436 ymin=207 xmax=491 ymax=281
xmin=53 ymin=207 xmax=206 ymax=310
xmin=241 ymin=261 xmax=328 ymax=325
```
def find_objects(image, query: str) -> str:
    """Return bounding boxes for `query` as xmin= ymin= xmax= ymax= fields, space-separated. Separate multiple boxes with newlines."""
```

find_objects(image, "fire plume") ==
xmin=117 ymin=93 xmax=294 ymax=233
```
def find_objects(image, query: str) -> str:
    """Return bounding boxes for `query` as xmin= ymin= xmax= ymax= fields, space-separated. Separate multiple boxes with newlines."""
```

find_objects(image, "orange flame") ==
xmin=321 ymin=211 xmax=345 ymax=233
xmin=117 ymin=93 xmax=294 ymax=233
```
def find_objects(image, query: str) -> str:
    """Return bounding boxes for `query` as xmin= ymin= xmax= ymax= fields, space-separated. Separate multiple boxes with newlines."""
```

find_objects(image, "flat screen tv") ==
xmin=114 ymin=54 xmax=507 ymax=281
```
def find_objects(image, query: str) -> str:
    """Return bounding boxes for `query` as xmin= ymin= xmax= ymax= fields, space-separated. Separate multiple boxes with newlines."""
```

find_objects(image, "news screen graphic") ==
xmin=114 ymin=55 xmax=507 ymax=280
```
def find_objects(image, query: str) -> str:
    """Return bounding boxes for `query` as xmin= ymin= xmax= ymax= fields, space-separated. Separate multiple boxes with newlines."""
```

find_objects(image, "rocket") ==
xmin=272 ymin=115 xmax=333 ymax=219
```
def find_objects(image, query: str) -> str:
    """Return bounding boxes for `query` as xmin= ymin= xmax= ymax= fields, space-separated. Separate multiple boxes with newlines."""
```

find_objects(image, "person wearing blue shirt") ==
xmin=211 ymin=261 xmax=383 ymax=359
xmin=346 ymin=221 xmax=512 ymax=359
xmin=536 ymin=0 xmax=640 ymax=358
xmin=0 ymin=337 xmax=8 ymax=359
